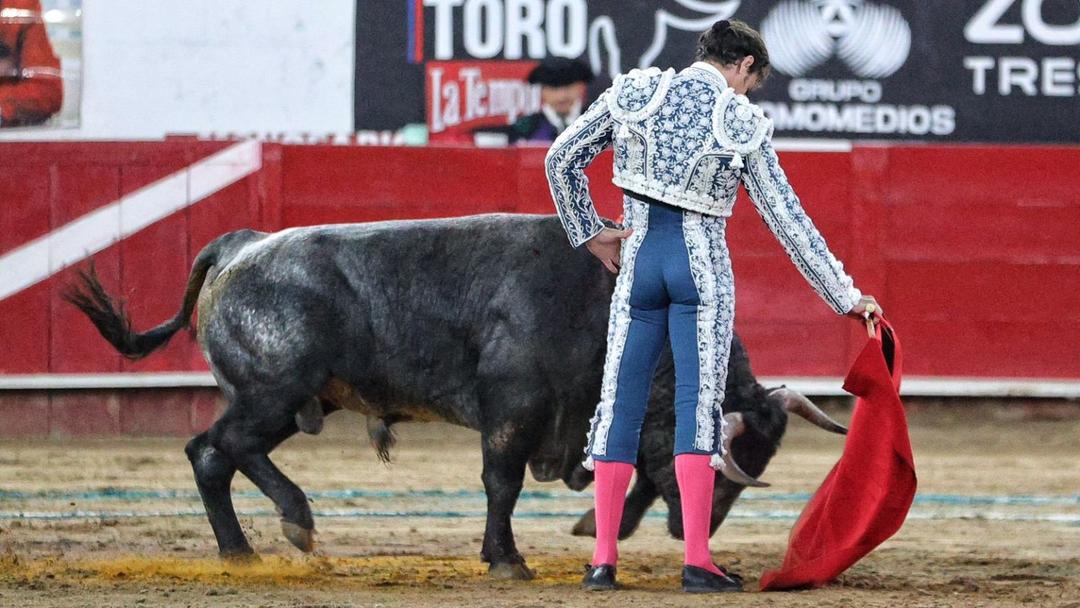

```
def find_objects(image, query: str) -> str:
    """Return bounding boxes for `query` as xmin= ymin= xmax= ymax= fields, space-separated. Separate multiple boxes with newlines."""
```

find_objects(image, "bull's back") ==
xmin=198 ymin=214 xmax=611 ymax=412
xmin=214 ymin=214 xmax=599 ymax=311
xmin=316 ymin=213 xmax=609 ymax=340
xmin=215 ymin=214 xmax=570 ymax=277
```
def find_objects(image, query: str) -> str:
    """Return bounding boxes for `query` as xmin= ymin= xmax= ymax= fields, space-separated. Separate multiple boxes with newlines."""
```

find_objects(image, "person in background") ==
xmin=0 ymin=0 xmax=62 ymax=128
xmin=509 ymin=56 xmax=593 ymax=143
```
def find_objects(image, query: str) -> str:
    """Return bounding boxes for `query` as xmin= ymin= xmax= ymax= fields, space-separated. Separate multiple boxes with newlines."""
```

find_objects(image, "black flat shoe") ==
xmin=681 ymin=564 xmax=743 ymax=593
xmin=582 ymin=563 xmax=617 ymax=591
xmin=716 ymin=563 xmax=744 ymax=584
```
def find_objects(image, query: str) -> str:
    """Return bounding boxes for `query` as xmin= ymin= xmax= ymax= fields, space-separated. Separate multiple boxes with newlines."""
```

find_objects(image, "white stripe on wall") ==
xmin=0 ymin=140 xmax=262 ymax=302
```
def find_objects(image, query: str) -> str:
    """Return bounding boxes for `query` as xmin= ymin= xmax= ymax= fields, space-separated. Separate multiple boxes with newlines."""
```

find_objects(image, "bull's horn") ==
xmin=770 ymin=387 xmax=848 ymax=435
xmin=716 ymin=412 xmax=770 ymax=488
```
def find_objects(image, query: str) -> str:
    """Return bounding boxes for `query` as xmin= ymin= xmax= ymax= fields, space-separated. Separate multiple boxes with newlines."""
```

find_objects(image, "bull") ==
xmin=65 ymin=214 xmax=844 ymax=579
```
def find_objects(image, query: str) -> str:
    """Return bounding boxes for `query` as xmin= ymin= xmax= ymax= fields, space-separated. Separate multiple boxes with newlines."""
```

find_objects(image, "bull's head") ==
xmin=568 ymin=386 xmax=847 ymax=540
xmin=721 ymin=386 xmax=848 ymax=487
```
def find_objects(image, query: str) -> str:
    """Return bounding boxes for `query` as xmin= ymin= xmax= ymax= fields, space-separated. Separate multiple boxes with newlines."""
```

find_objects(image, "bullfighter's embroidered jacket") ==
xmin=545 ymin=61 xmax=862 ymax=315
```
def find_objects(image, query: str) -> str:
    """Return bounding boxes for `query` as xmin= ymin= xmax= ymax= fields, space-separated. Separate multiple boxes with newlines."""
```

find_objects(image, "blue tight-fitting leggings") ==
xmin=584 ymin=195 xmax=735 ymax=469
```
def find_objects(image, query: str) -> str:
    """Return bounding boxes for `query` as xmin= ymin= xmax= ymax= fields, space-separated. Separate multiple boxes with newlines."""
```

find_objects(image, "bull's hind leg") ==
xmin=186 ymin=432 xmax=254 ymax=559
xmin=208 ymin=404 xmax=317 ymax=553
xmin=238 ymin=453 xmax=316 ymax=552
xmin=709 ymin=480 xmax=745 ymax=536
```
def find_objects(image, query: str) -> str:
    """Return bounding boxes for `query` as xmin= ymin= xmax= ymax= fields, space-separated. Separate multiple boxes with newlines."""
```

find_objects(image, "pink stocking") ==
xmin=675 ymin=453 xmax=723 ymax=575
xmin=591 ymin=461 xmax=634 ymax=567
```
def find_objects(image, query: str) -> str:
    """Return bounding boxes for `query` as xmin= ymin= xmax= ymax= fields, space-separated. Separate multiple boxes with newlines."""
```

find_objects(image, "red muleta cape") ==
xmin=760 ymin=318 xmax=916 ymax=590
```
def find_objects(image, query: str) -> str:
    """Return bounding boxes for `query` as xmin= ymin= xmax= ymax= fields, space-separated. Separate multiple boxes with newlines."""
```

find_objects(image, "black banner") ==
xmin=356 ymin=0 xmax=1080 ymax=142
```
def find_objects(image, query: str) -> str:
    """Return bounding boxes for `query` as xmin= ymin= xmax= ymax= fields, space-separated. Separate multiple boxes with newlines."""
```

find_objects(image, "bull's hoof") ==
xmin=488 ymin=561 xmax=536 ymax=580
xmin=571 ymin=509 xmax=597 ymax=537
xmin=221 ymin=550 xmax=261 ymax=565
xmin=281 ymin=521 xmax=316 ymax=553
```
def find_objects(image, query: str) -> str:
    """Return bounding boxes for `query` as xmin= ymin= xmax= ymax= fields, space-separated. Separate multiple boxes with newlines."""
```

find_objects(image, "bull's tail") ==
xmin=63 ymin=236 xmax=232 ymax=360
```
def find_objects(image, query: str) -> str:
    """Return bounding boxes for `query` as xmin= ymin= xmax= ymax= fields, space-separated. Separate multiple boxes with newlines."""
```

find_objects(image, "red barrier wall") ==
xmin=1 ymin=141 xmax=1078 ymax=436
xmin=0 ymin=141 xmax=280 ymax=378
xmin=277 ymin=143 xmax=1080 ymax=379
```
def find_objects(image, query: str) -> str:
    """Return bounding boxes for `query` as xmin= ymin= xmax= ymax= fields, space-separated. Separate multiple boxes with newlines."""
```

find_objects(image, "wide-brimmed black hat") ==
xmin=527 ymin=57 xmax=594 ymax=86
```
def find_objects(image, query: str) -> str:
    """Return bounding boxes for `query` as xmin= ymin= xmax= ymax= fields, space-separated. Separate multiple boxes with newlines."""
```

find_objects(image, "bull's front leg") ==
xmin=658 ymin=473 xmax=745 ymax=539
xmin=571 ymin=468 xmax=660 ymax=540
xmin=709 ymin=479 xmax=746 ymax=536
xmin=620 ymin=470 xmax=660 ymax=538
xmin=479 ymin=419 xmax=536 ymax=580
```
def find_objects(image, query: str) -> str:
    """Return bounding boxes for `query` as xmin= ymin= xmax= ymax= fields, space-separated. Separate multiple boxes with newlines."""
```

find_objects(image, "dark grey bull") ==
xmin=65 ymin=214 xmax=844 ymax=579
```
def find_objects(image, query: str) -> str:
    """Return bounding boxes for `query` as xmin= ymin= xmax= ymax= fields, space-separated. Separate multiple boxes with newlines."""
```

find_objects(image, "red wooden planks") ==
xmin=280 ymin=145 xmax=521 ymax=226
xmin=735 ymin=320 xmax=850 ymax=377
xmin=118 ymin=164 xmax=193 ymax=373
xmin=49 ymin=390 xmax=121 ymax=437
xmin=0 ymin=391 xmax=49 ymax=437
xmin=49 ymin=165 xmax=124 ymax=373
xmin=120 ymin=388 xmax=194 ymax=435
xmin=0 ymin=141 xmax=1077 ymax=385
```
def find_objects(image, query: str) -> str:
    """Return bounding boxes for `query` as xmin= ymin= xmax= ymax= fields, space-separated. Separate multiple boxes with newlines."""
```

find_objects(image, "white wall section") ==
xmin=0 ymin=0 xmax=355 ymax=140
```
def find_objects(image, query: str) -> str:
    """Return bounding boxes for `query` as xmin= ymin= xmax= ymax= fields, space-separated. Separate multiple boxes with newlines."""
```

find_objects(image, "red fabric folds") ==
xmin=760 ymin=318 xmax=916 ymax=590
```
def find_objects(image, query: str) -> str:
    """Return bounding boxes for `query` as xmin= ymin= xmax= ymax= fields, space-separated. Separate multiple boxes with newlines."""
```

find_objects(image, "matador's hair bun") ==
xmin=695 ymin=19 xmax=771 ymax=80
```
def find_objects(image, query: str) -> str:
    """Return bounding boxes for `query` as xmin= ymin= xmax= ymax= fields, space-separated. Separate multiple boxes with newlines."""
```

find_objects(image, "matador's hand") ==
xmin=846 ymin=295 xmax=883 ymax=321
xmin=585 ymin=227 xmax=633 ymax=274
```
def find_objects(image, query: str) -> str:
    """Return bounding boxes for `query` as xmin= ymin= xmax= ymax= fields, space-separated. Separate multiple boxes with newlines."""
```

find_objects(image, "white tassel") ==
xmin=729 ymin=152 xmax=743 ymax=171
xmin=709 ymin=453 xmax=723 ymax=471
xmin=617 ymin=123 xmax=631 ymax=139
xmin=583 ymin=455 xmax=596 ymax=471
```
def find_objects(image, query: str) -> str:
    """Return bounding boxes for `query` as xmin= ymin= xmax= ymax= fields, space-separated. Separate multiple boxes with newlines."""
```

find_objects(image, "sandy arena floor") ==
xmin=0 ymin=402 xmax=1077 ymax=607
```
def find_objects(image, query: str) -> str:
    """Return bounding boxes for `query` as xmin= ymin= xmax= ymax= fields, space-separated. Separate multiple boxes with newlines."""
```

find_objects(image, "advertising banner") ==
xmin=355 ymin=0 xmax=1079 ymax=142
xmin=426 ymin=60 xmax=540 ymax=142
